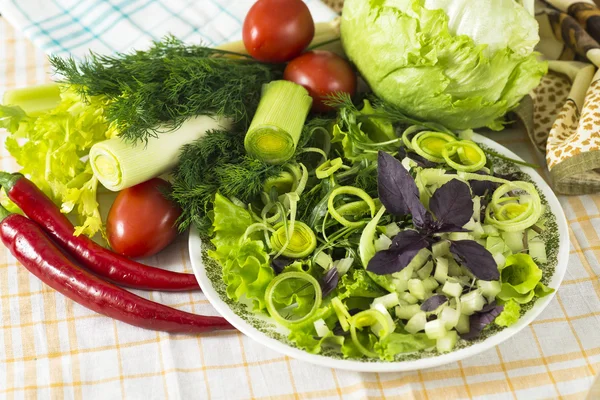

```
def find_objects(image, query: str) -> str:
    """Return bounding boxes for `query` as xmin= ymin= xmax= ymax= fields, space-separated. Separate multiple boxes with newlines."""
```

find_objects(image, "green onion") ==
xmin=411 ymin=131 xmax=456 ymax=163
xmin=442 ymin=140 xmax=486 ymax=172
xmin=485 ymin=182 xmax=543 ymax=232
xmin=316 ymin=157 xmax=343 ymax=179
xmin=328 ymin=186 xmax=376 ymax=228
xmin=245 ymin=81 xmax=312 ymax=164
xmin=270 ymin=221 xmax=317 ymax=259
xmin=349 ymin=309 xmax=392 ymax=357
xmin=265 ymin=272 xmax=322 ymax=327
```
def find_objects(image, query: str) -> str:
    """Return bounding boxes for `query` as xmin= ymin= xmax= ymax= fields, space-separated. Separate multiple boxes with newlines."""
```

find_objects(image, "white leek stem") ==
xmin=90 ymin=116 xmax=231 ymax=191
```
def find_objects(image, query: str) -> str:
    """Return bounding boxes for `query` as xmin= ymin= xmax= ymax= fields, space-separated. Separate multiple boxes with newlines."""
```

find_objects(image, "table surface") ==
xmin=1 ymin=15 xmax=600 ymax=400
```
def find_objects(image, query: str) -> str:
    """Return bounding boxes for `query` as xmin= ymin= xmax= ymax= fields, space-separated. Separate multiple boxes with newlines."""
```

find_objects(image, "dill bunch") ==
xmin=171 ymin=128 xmax=285 ymax=234
xmin=50 ymin=36 xmax=284 ymax=143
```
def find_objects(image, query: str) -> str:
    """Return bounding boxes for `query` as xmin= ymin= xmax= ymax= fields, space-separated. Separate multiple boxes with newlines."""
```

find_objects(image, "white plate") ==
xmin=189 ymin=133 xmax=570 ymax=372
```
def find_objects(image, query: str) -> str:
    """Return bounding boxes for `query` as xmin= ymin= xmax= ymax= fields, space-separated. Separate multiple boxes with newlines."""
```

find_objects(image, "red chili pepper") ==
xmin=0 ymin=208 xmax=233 ymax=333
xmin=0 ymin=173 xmax=199 ymax=291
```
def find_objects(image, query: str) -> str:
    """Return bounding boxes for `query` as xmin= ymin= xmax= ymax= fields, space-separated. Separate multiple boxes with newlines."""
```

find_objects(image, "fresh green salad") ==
xmin=202 ymin=96 xmax=556 ymax=361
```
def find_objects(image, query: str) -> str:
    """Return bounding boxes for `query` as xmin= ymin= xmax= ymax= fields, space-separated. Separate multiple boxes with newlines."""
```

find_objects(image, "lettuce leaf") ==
xmin=209 ymin=194 xmax=273 ymax=311
xmin=0 ymin=89 xmax=116 ymax=237
xmin=374 ymin=333 xmax=435 ymax=361
xmin=498 ymin=253 xmax=542 ymax=302
xmin=495 ymin=299 xmax=521 ymax=327
xmin=338 ymin=269 xmax=386 ymax=300
xmin=341 ymin=0 xmax=546 ymax=130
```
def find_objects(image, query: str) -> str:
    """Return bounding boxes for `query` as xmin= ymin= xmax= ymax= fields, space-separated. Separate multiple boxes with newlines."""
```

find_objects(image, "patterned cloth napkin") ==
xmin=0 ymin=0 xmax=337 ymax=57
xmin=526 ymin=0 xmax=600 ymax=194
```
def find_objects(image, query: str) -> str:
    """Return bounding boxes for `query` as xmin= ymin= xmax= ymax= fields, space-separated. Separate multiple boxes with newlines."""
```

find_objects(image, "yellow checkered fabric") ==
xmin=0 ymin=17 xmax=599 ymax=400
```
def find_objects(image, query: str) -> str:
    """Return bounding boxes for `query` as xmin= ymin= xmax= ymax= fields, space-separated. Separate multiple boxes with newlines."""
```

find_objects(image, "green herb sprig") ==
xmin=50 ymin=36 xmax=284 ymax=143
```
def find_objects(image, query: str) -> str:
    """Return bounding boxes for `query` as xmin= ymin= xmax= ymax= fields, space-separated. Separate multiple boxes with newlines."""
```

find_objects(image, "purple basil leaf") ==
xmin=449 ymin=240 xmax=500 ymax=281
xmin=367 ymin=230 xmax=429 ymax=275
xmin=469 ymin=170 xmax=499 ymax=196
xmin=460 ymin=305 xmax=504 ymax=340
xmin=271 ymin=257 xmax=293 ymax=275
xmin=320 ymin=267 xmax=339 ymax=298
xmin=429 ymin=179 xmax=473 ymax=228
xmin=377 ymin=151 xmax=428 ymax=228
xmin=420 ymin=295 xmax=448 ymax=312
xmin=434 ymin=224 xmax=470 ymax=234
xmin=479 ymin=301 xmax=498 ymax=313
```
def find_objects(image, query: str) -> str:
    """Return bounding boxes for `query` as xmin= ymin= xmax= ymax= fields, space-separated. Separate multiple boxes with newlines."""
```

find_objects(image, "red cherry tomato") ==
xmin=107 ymin=178 xmax=181 ymax=258
xmin=284 ymin=50 xmax=357 ymax=112
xmin=242 ymin=0 xmax=314 ymax=63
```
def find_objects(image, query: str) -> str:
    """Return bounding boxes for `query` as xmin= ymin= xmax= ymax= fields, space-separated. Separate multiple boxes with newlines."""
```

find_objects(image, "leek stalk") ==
xmin=3 ymin=83 xmax=61 ymax=116
xmin=90 ymin=116 xmax=230 ymax=191
xmin=244 ymin=81 xmax=312 ymax=165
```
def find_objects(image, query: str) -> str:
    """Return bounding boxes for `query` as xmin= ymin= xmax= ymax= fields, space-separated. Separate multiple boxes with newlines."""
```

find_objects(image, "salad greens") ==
xmin=0 ymin=87 xmax=117 ymax=237
xmin=201 ymin=96 xmax=556 ymax=360
xmin=340 ymin=0 xmax=547 ymax=130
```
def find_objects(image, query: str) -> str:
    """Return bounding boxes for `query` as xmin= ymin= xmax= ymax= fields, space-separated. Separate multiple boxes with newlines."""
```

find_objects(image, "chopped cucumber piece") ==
xmin=440 ymin=306 xmax=460 ymax=330
xmin=393 ymin=265 xmax=414 ymax=282
xmin=372 ymin=292 xmax=400 ymax=309
xmin=448 ymin=232 xmax=473 ymax=241
xmin=471 ymin=222 xmax=485 ymax=239
xmin=486 ymin=236 xmax=508 ymax=256
xmin=315 ymin=252 xmax=332 ymax=269
xmin=417 ymin=261 xmax=434 ymax=280
xmin=456 ymin=314 xmax=470 ymax=334
xmin=395 ymin=304 xmax=421 ymax=320
xmin=434 ymin=257 xmax=449 ymax=283
xmin=423 ymin=277 xmax=440 ymax=292
xmin=398 ymin=292 xmax=419 ymax=305
xmin=408 ymin=279 xmax=426 ymax=300
xmin=493 ymin=252 xmax=506 ymax=268
xmin=436 ymin=331 xmax=459 ymax=353
xmin=314 ymin=319 xmax=331 ymax=337
xmin=463 ymin=218 xmax=477 ymax=231
xmin=529 ymin=240 xmax=547 ymax=264
xmin=460 ymin=291 xmax=486 ymax=315
xmin=442 ymin=281 xmax=463 ymax=298
xmin=432 ymin=241 xmax=450 ymax=258
xmin=483 ymin=225 xmax=499 ymax=237
xmin=476 ymin=238 xmax=487 ymax=247
xmin=393 ymin=278 xmax=408 ymax=293
xmin=385 ymin=223 xmax=401 ymax=238
xmin=527 ymin=229 xmax=540 ymax=241
xmin=331 ymin=297 xmax=351 ymax=332
xmin=425 ymin=319 xmax=447 ymax=339
xmin=405 ymin=312 xmax=427 ymax=334
xmin=502 ymin=231 xmax=524 ymax=253
xmin=374 ymin=234 xmax=392 ymax=252
xmin=473 ymin=196 xmax=481 ymax=222
xmin=447 ymin=258 xmax=464 ymax=277
xmin=335 ymin=257 xmax=354 ymax=276
xmin=477 ymin=280 xmax=501 ymax=302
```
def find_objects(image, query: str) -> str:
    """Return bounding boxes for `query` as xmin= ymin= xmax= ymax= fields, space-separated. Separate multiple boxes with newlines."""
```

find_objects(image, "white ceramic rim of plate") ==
xmin=189 ymin=132 xmax=570 ymax=372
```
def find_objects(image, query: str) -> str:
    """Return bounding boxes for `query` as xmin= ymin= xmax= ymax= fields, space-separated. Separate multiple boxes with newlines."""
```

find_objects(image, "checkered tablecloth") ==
xmin=0 ymin=1 xmax=600 ymax=399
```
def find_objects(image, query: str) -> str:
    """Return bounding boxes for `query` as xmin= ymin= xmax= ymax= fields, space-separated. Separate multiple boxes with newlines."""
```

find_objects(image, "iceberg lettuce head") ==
xmin=341 ymin=0 xmax=547 ymax=130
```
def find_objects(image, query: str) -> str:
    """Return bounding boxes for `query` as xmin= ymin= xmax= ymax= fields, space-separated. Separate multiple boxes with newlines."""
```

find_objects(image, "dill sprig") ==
xmin=50 ymin=36 xmax=284 ymax=143
xmin=170 ymin=128 xmax=285 ymax=234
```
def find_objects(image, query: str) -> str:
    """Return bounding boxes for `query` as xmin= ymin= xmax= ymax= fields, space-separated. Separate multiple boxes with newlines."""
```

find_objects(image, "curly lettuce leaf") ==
xmin=209 ymin=195 xmax=273 ymax=311
xmin=338 ymin=269 xmax=387 ymax=300
xmin=1 ymin=88 xmax=116 ymax=237
xmin=495 ymin=299 xmax=521 ymax=327
xmin=498 ymin=253 xmax=542 ymax=302
xmin=374 ymin=333 xmax=435 ymax=361
xmin=332 ymin=100 xmax=398 ymax=162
